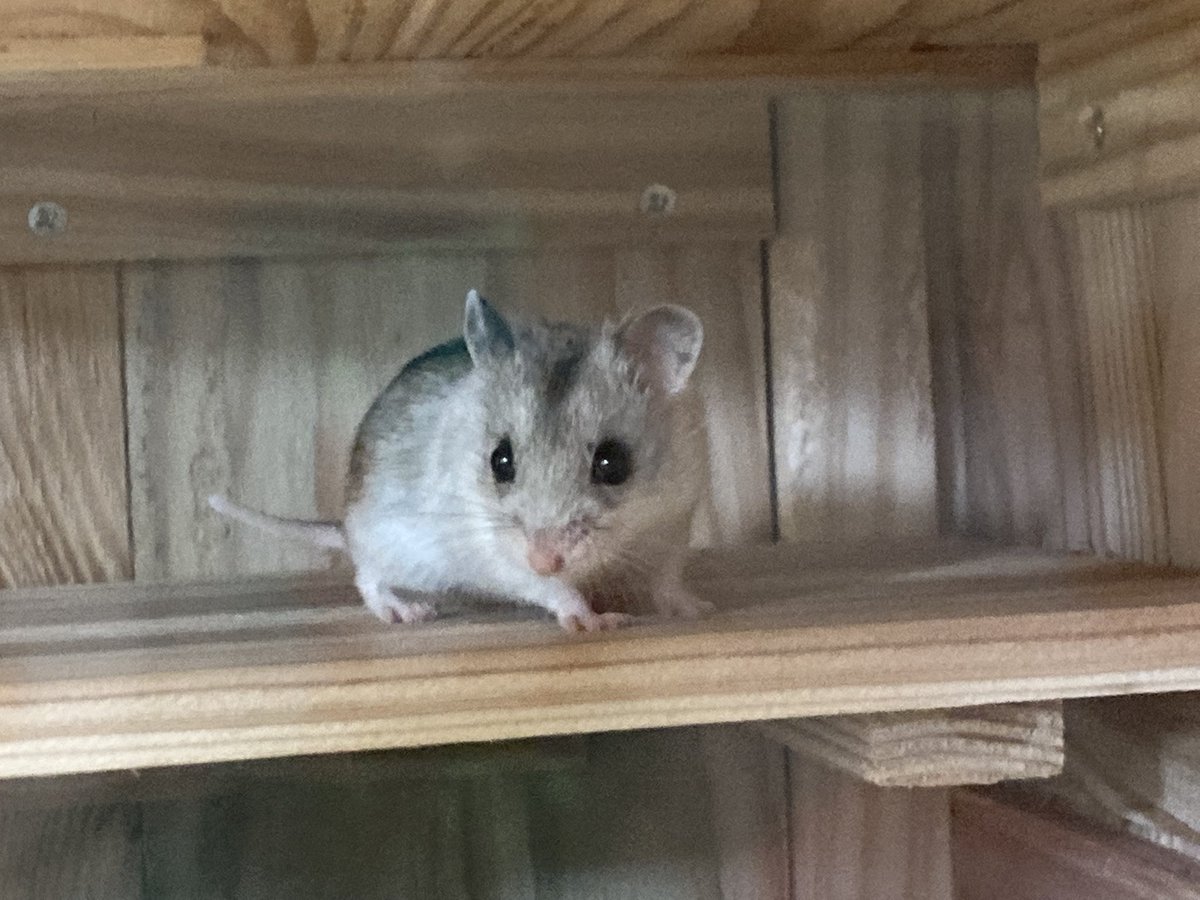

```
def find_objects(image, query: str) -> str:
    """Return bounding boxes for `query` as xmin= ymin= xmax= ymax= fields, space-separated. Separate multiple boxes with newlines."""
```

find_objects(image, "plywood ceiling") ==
xmin=0 ymin=0 xmax=1141 ymax=66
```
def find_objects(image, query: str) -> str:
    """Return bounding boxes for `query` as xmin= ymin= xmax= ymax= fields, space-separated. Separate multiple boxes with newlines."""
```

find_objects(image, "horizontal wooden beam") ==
xmin=6 ymin=541 xmax=1200 ymax=777
xmin=0 ymin=61 xmax=777 ymax=262
xmin=0 ymin=36 xmax=206 ymax=73
xmin=0 ymin=47 xmax=1036 ymax=91
xmin=759 ymin=702 xmax=1064 ymax=787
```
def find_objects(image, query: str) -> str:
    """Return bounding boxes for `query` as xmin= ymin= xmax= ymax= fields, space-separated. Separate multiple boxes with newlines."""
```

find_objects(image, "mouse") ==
xmin=210 ymin=289 xmax=713 ymax=633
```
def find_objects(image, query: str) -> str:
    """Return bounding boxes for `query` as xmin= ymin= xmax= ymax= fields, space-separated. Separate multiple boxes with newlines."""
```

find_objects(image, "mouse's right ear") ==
xmin=464 ymin=289 xmax=514 ymax=366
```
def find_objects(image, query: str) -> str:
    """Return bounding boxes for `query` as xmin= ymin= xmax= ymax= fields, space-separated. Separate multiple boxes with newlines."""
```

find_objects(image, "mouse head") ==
xmin=462 ymin=290 xmax=704 ymax=581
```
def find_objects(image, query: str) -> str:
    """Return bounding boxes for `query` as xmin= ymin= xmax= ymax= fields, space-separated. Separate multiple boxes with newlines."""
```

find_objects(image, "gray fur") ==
xmin=217 ymin=291 xmax=711 ymax=632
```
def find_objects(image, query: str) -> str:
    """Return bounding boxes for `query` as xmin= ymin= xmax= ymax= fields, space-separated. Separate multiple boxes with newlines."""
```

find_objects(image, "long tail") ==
xmin=208 ymin=495 xmax=346 ymax=551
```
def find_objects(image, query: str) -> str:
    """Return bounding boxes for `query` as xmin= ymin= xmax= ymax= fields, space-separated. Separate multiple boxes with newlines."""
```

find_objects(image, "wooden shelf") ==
xmin=6 ymin=540 xmax=1200 ymax=778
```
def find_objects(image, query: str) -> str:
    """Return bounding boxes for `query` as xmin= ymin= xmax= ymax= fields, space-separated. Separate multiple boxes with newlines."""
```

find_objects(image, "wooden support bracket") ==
xmin=759 ymin=702 xmax=1064 ymax=788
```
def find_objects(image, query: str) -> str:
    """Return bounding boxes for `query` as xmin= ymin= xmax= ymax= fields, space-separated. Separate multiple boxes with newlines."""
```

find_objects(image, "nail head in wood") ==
xmin=1081 ymin=105 xmax=1105 ymax=152
xmin=640 ymin=184 xmax=676 ymax=217
xmin=27 ymin=201 xmax=68 ymax=236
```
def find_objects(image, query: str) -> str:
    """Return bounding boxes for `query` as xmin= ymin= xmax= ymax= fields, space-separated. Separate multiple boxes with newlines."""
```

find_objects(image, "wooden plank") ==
xmin=0 ymin=803 xmax=143 ymax=900
xmin=790 ymin=756 xmax=951 ymax=900
xmin=923 ymin=89 xmax=1094 ymax=551
xmin=769 ymin=91 xmax=936 ymax=545
xmin=1073 ymin=207 xmax=1168 ymax=563
xmin=730 ymin=0 xmax=1131 ymax=53
xmin=1040 ymin=10 xmax=1200 ymax=206
xmin=1153 ymin=196 xmax=1200 ymax=569
xmin=763 ymin=702 xmax=1063 ymax=788
xmin=0 ymin=1 xmax=1046 ymax=68
xmin=5 ymin=543 xmax=1200 ymax=777
xmin=0 ymin=264 xmax=130 ymax=587
xmin=0 ymin=74 xmax=770 ymax=264
xmin=0 ymin=35 xmax=205 ymax=72
xmin=952 ymin=788 xmax=1200 ymax=900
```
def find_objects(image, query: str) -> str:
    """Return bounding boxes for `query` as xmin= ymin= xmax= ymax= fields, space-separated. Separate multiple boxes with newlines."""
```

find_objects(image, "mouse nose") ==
xmin=527 ymin=545 xmax=565 ymax=576
xmin=526 ymin=527 xmax=572 ymax=576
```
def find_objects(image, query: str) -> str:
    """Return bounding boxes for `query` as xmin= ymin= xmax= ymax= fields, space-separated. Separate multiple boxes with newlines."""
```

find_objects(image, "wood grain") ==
xmin=1040 ymin=8 xmax=1200 ymax=206
xmin=0 ymin=0 xmax=1120 ymax=65
xmin=770 ymin=91 xmax=936 ymax=545
xmin=0 ymin=74 xmax=771 ymax=264
xmin=923 ymin=90 xmax=1094 ymax=551
xmin=762 ymin=702 xmax=1064 ymax=788
xmin=1074 ymin=207 xmax=1168 ymax=563
xmin=790 ymin=755 xmax=952 ymax=900
xmin=0 ymin=803 xmax=142 ymax=900
xmin=0 ymin=35 xmax=204 ymax=71
xmin=0 ymin=265 xmax=130 ymax=587
xmin=5 ymin=542 xmax=1200 ymax=777
xmin=1152 ymin=197 xmax=1200 ymax=569
xmin=952 ymin=788 xmax=1200 ymax=900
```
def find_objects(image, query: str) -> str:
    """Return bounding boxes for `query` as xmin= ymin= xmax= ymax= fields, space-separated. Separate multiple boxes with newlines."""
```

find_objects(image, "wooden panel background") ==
xmin=0 ymin=265 xmax=130 ymax=587
xmin=0 ymin=82 xmax=1067 ymax=899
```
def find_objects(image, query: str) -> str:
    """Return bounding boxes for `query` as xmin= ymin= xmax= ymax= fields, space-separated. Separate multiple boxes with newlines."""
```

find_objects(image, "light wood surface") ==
xmin=762 ymin=702 xmax=1063 ymax=788
xmin=769 ymin=91 xmax=936 ymax=545
xmin=0 ymin=265 xmax=130 ymax=588
xmin=6 ymin=542 xmax=1200 ymax=778
xmin=1153 ymin=197 xmax=1200 ymax=569
xmin=0 ymin=35 xmax=205 ymax=72
xmin=1040 ymin=8 xmax=1200 ymax=206
xmin=952 ymin=788 xmax=1200 ymax=900
xmin=0 ymin=0 xmax=1127 ymax=65
xmin=0 ymin=75 xmax=771 ymax=263
xmin=923 ymin=90 xmax=1094 ymax=551
xmin=1074 ymin=207 xmax=1168 ymax=563
xmin=790 ymin=757 xmax=952 ymax=900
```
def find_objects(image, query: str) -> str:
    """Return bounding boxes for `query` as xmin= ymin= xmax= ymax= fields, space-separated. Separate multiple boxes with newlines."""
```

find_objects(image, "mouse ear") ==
xmin=615 ymin=305 xmax=704 ymax=395
xmin=464 ymin=289 xmax=514 ymax=365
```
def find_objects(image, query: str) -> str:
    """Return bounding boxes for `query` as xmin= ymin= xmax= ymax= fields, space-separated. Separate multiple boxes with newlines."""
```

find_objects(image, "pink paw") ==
xmin=556 ymin=610 xmax=634 ymax=633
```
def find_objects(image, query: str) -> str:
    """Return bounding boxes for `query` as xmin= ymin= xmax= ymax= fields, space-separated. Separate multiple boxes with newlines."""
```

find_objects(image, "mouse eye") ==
xmin=591 ymin=439 xmax=632 ymax=486
xmin=490 ymin=437 xmax=516 ymax=484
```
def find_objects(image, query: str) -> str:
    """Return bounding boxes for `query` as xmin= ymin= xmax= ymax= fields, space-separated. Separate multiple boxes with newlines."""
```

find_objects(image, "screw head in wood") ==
xmin=1082 ymin=106 xmax=1106 ymax=151
xmin=27 ymin=201 xmax=68 ymax=236
xmin=640 ymin=184 xmax=677 ymax=217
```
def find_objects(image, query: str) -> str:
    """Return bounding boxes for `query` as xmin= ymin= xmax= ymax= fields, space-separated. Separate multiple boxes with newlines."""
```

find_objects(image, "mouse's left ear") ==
xmin=464 ymin=289 xmax=515 ymax=365
xmin=615 ymin=305 xmax=704 ymax=395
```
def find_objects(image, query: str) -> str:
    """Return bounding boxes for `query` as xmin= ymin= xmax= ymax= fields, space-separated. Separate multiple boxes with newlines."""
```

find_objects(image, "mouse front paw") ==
xmin=358 ymin=579 xmax=438 ymax=625
xmin=556 ymin=609 xmax=634 ymax=633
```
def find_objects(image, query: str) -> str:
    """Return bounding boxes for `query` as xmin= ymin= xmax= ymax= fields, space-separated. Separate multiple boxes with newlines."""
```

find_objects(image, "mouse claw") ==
xmin=557 ymin=610 xmax=634 ymax=633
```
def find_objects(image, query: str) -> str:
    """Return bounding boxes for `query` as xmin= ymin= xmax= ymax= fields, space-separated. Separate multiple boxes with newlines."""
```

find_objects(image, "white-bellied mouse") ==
xmin=210 ymin=289 xmax=712 ymax=633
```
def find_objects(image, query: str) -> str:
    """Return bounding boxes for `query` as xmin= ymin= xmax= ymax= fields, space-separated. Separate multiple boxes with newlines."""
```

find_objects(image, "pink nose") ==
xmin=527 ymin=546 xmax=565 ymax=576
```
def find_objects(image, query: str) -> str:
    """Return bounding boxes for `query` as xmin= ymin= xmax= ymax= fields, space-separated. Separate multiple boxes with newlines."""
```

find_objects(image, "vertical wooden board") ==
xmin=1151 ymin=197 xmax=1200 ymax=567
xmin=0 ymin=265 xmax=130 ymax=586
xmin=922 ymin=89 xmax=1093 ymax=552
xmin=1074 ymin=206 xmax=1168 ymax=564
xmin=770 ymin=91 xmax=936 ymax=545
xmin=0 ymin=803 xmax=142 ymax=900
xmin=526 ymin=729 xmax=725 ymax=900
xmin=123 ymin=254 xmax=488 ymax=580
xmin=790 ymin=755 xmax=952 ymax=900
xmin=699 ymin=727 xmax=791 ymax=900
